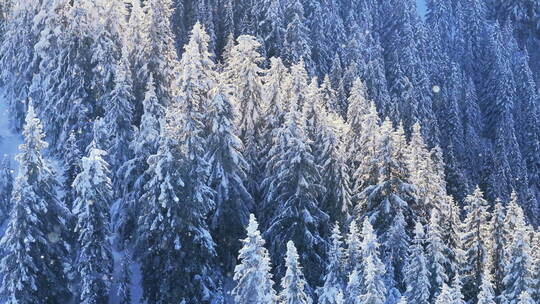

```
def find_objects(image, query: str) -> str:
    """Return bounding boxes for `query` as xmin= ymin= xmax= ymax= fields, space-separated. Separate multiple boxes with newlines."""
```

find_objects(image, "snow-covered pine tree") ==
xmin=356 ymin=118 xmax=414 ymax=290
xmin=282 ymin=0 xmax=314 ymax=74
xmin=347 ymin=79 xmax=380 ymax=200
xmin=262 ymin=79 xmax=329 ymax=286
xmin=91 ymin=0 xmax=127 ymax=111
xmin=168 ymin=21 xmax=223 ymax=302
xmin=102 ymin=45 xmax=134 ymax=180
xmin=345 ymin=270 xmax=362 ymax=304
xmin=477 ymin=266 xmax=496 ymax=304
xmin=317 ymin=224 xmax=345 ymax=304
xmin=225 ymin=35 xmax=265 ymax=196
xmin=489 ymin=199 xmax=506 ymax=296
xmin=359 ymin=218 xmax=387 ymax=304
xmin=73 ymin=145 xmax=113 ymax=304
xmin=145 ymin=0 xmax=179 ymax=108
xmin=279 ymin=241 xmax=313 ymax=304
xmin=504 ymin=191 xmax=526 ymax=246
xmin=125 ymin=0 xmax=150 ymax=122
xmin=0 ymin=105 xmax=71 ymax=303
xmin=451 ymin=275 xmax=467 ymax=304
xmin=0 ymin=0 xmax=41 ymax=129
xmin=404 ymin=222 xmax=431 ymax=304
xmin=517 ymin=292 xmax=535 ymax=304
xmin=501 ymin=204 xmax=534 ymax=304
xmin=328 ymin=55 xmax=347 ymax=116
xmin=232 ymin=214 xmax=277 ymax=304
xmin=0 ymin=157 xmax=13 ymax=223
xmin=320 ymin=75 xmax=340 ymax=115
xmin=116 ymin=74 xmax=164 ymax=247
xmin=206 ymin=78 xmax=252 ymax=273
xmin=255 ymin=0 xmax=285 ymax=59
xmin=345 ymin=220 xmax=362 ymax=275
xmin=32 ymin=0 xmax=96 ymax=151
xmin=260 ymin=57 xmax=289 ymax=179
xmin=317 ymin=112 xmax=351 ymax=222
xmin=303 ymin=77 xmax=351 ymax=221
xmin=406 ymin=122 xmax=437 ymax=223
xmin=426 ymin=208 xmax=450 ymax=299
xmin=434 ymin=284 xmax=454 ymax=304
xmin=135 ymin=132 xmax=186 ymax=303
xmin=461 ymin=186 xmax=491 ymax=301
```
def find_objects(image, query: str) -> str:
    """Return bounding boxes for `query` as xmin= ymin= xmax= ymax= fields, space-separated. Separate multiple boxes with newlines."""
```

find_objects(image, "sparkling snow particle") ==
xmin=432 ymin=85 xmax=441 ymax=94
xmin=47 ymin=232 xmax=60 ymax=243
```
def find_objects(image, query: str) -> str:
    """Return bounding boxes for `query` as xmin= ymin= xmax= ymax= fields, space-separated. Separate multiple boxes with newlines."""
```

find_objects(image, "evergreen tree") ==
xmin=283 ymin=0 xmax=314 ymax=74
xmin=347 ymin=79 xmax=380 ymax=199
xmin=206 ymin=79 xmax=252 ymax=273
xmin=434 ymin=284 xmax=454 ymax=304
xmin=489 ymin=199 xmax=506 ymax=296
xmin=317 ymin=224 xmax=345 ymax=304
xmin=255 ymin=0 xmax=285 ymax=59
xmin=279 ymin=241 xmax=313 ymax=304
xmin=225 ymin=35 xmax=265 ymax=195
xmin=262 ymin=88 xmax=329 ymax=286
xmin=477 ymin=267 xmax=496 ymax=304
xmin=501 ymin=206 xmax=534 ymax=304
xmin=232 ymin=214 xmax=277 ymax=304
xmin=0 ymin=106 xmax=71 ymax=303
xmin=404 ymin=222 xmax=430 ymax=304
xmin=359 ymin=218 xmax=387 ymax=304
xmin=426 ymin=208 xmax=449 ymax=299
xmin=461 ymin=186 xmax=491 ymax=301
xmin=260 ymin=57 xmax=289 ymax=175
xmin=0 ymin=157 xmax=13 ymax=223
xmin=137 ymin=23 xmax=223 ymax=303
xmin=345 ymin=220 xmax=362 ymax=275
xmin=517 ymin=292 xmax=534 ymax=304
xmin=303 ymin=78 xmax=350 ymax=221
xmin=346 ymin=270 xmax=362 ymax=304
xmin=102 ymin=45 xmax=134 ymax=175
xmin=73 ymin=146 xmax=113 ymax=304
xmin=171 ymin=22 xmax=223 ymax=303
xmin=32 ymin=0 xmax=96 ymax=151
xmin=356 ymin=119 xmax=414 ymax=290
xmin=125 ymin=0 xmax=150 ymax=122
xmin=0 ymin=0 xmax=41 ymax=130
xmin=145 ymin=0 xmax=179 ymax=108
xmin=116 ymin=74 xmax=164 ymax=247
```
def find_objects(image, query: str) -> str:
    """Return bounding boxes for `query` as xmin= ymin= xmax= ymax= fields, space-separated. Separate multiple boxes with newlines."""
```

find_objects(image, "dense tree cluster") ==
xmin=0 ymin=0 xmax=539 ymax=303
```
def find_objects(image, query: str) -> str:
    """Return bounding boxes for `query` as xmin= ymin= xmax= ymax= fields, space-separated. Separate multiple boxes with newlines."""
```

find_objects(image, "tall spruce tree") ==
xmin=232 ymin=214 xmax=277 ymax=304
xmin=317 ymin=224 xmax=346 ymax=304
xmin=206 ymin=79 xmax=252 ymax=272
xmin=73 ymin=146 xmax=113 ymax=304
xmin=262 ymin=84 xmax=329 ymax=286
xmin=225 ymin=35 xmax=265 ymax=196
xmin=359 ymin=218 xmax=387 ymax=304
xmin=279 ymin=241 xmax=313 ymax=304
xmin=404 ymin=222 xmax=431 ymax=304
xmin=0 ymin=106 xmax=71 ymax=303
xmin=461 ymin=186 xmax=491 ymax=301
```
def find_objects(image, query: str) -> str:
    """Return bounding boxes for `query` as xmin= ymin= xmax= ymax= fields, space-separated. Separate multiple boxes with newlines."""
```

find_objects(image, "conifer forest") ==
xmin=0 ymin=0 xmax=540 ymax=303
